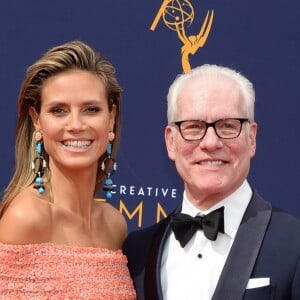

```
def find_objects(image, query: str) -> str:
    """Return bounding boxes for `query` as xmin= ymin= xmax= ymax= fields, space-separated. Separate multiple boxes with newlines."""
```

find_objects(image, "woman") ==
xmin=0 ymin=40 xmax=136 ymax=299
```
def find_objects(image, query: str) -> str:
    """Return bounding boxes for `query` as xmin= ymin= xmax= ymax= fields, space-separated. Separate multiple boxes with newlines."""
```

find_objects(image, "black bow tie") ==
xmin=170 ymin=206 xmax=225 ymax=247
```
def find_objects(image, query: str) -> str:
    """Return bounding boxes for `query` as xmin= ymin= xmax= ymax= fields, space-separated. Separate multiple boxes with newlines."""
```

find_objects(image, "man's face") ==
xmin=165 ymin=76 xmax=257 ymax=208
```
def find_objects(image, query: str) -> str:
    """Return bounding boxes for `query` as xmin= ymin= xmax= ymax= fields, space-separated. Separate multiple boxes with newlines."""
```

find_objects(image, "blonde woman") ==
xmin=0 ymin=40 xmax=136 ymax=299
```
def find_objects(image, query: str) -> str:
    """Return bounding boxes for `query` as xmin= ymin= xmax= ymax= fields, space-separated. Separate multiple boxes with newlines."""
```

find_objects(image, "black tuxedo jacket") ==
xmin=123 ymin=190 xmax=300 ymax=300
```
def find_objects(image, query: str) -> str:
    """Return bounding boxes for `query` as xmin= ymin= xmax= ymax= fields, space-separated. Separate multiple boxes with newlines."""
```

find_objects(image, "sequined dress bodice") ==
xmin=0 ymin=242 xmax=136 ymax=299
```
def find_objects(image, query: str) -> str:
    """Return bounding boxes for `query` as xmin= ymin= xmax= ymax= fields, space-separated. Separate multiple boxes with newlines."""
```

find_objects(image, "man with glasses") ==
xmin=123 ymin=64 xmax=300 ymax=300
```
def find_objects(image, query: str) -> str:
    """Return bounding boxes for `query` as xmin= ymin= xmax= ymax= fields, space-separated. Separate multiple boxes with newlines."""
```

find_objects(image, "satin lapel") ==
xmin=212 ymin=191 xmax=272 ymax=300
xmin=144 ymin=216 xmax=171 ymax=300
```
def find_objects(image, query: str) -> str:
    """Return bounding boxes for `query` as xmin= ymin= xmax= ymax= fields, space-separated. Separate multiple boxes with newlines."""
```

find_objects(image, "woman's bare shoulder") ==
xmin=101 ymin=202 xmax=127 ymax=229
xmin=95 ymin=200 xmax=127 ymax=248
xmin=0 ymin=189 xmax=52 ymax=244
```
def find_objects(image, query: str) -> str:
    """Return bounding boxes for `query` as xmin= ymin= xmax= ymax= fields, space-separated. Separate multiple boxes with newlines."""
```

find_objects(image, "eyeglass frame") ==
xmin=172 ymin=118 xmax=250 ymax=141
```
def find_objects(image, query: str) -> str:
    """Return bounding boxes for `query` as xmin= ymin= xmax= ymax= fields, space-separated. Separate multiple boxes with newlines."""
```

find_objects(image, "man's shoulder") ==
xmin=258 ymin=204 xmax=300 ymax=254
xmin=271 ymin=206 xmax=300 ymax=228
xmin=127 ymin=217 xmax=170 ymax=241
xmin=123 ymin=216 xmax=171 ymax=257
xmin=252 ymin=190 xmax=300 ymax=226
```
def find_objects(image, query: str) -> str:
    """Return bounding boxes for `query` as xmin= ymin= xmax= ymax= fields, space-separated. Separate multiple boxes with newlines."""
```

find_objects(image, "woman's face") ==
xmin=31 ymin=69 xmax=115 ymax=173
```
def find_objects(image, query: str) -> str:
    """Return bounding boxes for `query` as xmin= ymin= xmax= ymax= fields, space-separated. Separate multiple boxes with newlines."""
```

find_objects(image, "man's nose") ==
xmin=199 ymin=126 xmax=222 ymax=149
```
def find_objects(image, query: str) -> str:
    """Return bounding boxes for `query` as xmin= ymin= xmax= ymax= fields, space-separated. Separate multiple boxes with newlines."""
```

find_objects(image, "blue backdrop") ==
xmin=0 ymin=0 xmax=299 ymax=231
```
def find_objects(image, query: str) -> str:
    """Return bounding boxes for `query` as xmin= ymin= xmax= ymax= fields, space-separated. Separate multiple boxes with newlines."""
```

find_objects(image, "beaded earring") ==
xmin=32 ymin=131 xmax=47 ymax=194
xmin=101 ymin=132 xmax=117 ymax=199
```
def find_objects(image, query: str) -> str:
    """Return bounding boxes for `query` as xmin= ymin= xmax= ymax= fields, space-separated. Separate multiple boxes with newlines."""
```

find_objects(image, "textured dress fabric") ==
xmin=0 ymin=242 xmax=136 ymax=299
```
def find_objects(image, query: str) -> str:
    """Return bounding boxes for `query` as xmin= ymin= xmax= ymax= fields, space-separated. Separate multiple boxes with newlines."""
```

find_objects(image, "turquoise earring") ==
xmin=32 ymin=131 xmax=47 ymax=194
xmin=101 ymin=133 xmax=117 ymax=199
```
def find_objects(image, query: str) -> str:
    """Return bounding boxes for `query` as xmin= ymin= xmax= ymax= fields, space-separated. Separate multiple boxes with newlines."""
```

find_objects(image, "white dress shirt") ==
xmin=161 ymin=180 xmax=252 ymax=300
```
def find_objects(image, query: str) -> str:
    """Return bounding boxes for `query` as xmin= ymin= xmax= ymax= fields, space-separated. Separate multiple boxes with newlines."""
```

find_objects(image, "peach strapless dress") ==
xmin=0 ymin=242 xmax=136 ymax=299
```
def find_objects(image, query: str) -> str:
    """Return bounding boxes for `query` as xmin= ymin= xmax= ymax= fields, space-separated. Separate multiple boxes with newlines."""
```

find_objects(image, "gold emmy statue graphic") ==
xmin=151 ymin=0 xmax=214 ymax=73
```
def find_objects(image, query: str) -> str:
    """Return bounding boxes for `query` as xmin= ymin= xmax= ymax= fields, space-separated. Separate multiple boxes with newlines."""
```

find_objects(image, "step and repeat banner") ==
xmin=0 ymin=0 xmax=299 ymax=231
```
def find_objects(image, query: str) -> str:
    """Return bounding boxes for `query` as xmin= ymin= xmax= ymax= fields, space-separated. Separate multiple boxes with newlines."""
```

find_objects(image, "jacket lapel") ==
xmin=144 ymin=216 xmax=171 ymax=300
xmin=144 ymin=207 xmax=182 ymax=300
xmin=212 ymin=191 xmax=272 ymax=300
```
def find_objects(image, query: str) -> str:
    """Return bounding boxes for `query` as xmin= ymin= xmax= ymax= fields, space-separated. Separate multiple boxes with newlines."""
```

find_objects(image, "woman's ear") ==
xmin=29 ymin=107 xmax=41 ymax=131
xmin=109 ymin=104 xmax=116 ymax=130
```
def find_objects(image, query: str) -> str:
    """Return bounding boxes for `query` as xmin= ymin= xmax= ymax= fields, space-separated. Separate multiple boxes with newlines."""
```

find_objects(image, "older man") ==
xmin=123 ymin=64 xmax=300 ymax=300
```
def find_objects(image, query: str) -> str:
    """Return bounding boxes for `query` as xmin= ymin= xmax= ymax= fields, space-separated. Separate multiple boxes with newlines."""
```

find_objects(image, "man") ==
xmin=123 ymin=64 xmax=300 ymax=300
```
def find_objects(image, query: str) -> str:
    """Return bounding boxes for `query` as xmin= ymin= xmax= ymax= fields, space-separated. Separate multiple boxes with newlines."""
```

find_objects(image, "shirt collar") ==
xmin=182 ymin=180 xmax=252 ymax=239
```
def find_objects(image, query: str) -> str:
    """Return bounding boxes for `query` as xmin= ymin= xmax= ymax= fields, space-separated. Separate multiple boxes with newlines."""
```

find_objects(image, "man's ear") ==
xmin=165 ymin=125 xmax=176 ymax=161
xmin=249 ymin=121 xmax=257 ymax=158
xmin=29 ymin=107 xmax=41 ymax=131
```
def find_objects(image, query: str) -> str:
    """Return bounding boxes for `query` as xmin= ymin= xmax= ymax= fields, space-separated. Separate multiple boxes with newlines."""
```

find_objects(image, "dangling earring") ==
xmin=101 ymin=132 xmax=117 ymax=199
xmin=32 ymin=131 xmax=47 ymax=195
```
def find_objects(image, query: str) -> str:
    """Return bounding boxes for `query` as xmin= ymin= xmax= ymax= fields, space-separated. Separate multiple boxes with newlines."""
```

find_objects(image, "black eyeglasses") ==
xmin=173 ymin=118 xmax=249 ymax=141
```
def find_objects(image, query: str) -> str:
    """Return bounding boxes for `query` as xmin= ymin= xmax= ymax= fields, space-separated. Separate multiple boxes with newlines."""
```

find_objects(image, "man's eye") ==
xmin=221 ymin=122 xmax=237 ymax=130
xmin=185 ymin=122 xmax=205 ymax=130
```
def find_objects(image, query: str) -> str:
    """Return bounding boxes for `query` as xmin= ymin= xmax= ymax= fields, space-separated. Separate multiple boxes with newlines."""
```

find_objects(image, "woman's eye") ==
xmin=85 ymin=106 xmax=100 ymax=113
xmin=51 ymin=107 xmax=66 ymax=115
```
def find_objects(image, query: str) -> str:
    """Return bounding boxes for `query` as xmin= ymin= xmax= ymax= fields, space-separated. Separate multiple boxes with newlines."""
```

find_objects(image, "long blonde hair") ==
xmin=0 ymin=41 xmax=122 ymax=218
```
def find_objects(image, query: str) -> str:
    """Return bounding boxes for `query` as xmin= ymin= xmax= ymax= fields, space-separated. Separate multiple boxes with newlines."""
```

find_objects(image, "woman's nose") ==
xmin=67 ymin=113 xmax=85 ymax=132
